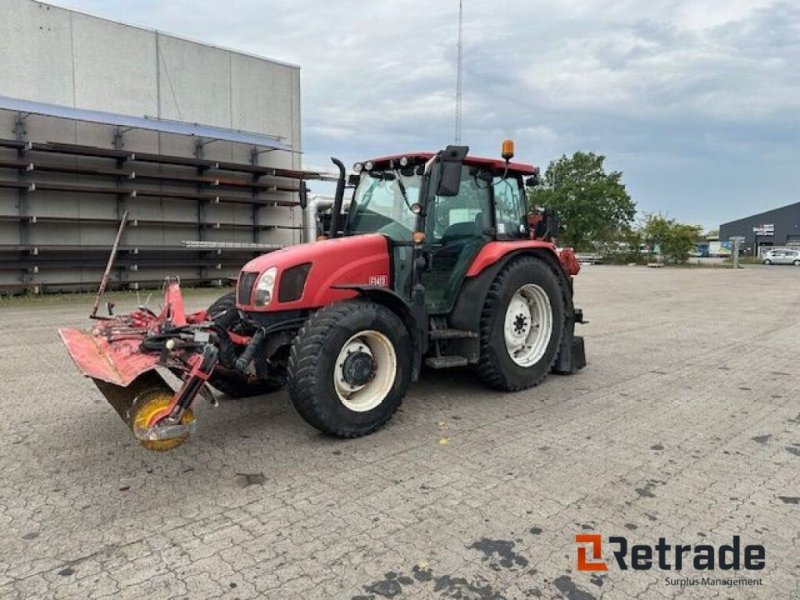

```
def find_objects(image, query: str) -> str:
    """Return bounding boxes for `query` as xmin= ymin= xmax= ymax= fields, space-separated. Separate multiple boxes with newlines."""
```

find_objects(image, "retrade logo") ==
xmin=575 ymin=534 xmax=608 ymax=572
xmin=575 ymin=534 xmax=765 ymax=572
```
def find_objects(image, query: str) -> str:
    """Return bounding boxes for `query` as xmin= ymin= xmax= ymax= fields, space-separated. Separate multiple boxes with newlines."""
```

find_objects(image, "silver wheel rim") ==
xmin=334 ymin=330 xmax=396 ymax=412
xmin=503 ymin=284 xmax=553 ymax=367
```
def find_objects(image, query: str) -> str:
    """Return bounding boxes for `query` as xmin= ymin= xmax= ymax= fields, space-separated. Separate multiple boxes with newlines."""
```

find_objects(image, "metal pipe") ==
xmin=91 ymin=210 xmax=129 ymax=318
xmin=304 ymin=194 xmax=334 ymax=242
xmin=328 ymin=158 xmax=346 ymax=238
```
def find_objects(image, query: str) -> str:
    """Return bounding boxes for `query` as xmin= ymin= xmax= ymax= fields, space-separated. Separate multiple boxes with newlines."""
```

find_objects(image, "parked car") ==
xmin=763 ymin=249 xmax=800 ymax=265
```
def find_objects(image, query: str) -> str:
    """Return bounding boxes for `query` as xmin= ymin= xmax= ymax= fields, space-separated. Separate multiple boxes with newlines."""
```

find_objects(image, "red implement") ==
xmin=59 ymin=326 xmax=159 ymax=387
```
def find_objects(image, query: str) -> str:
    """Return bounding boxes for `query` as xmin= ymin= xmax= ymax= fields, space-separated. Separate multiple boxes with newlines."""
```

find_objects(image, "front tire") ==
xmin=763 ymin=259 xmax=771 ymax=265
xmin=477 ymin=256 xmax=565 ymax=391
xmin=287 ymin=300 xmax=412 ymax=438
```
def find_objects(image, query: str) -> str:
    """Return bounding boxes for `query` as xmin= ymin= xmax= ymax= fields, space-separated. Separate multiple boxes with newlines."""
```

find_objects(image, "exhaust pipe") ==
xmin=328 ymin=158 xmax=346 ymax=238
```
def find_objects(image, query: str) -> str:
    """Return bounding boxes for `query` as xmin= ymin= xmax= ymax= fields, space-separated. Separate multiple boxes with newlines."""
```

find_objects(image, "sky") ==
xmin=51 ymin=0 xmax=799 ymax=230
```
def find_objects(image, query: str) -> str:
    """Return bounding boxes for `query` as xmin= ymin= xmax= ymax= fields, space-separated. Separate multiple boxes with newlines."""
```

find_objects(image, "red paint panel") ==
xmin=366 ymin=152 xmax=537 ymax=175
xmin=59 ymin=327 xmax=159 ymax=387
xmin=238 ymin=234 xmax=391 ymax=312
xmin=466 ymin=241 xmax=560 ymax=277
xmin=558 ymin=247 xmax=581 ymax=276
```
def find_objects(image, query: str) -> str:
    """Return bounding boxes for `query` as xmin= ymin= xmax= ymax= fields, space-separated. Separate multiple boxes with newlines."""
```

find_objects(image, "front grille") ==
xmin=237 ymin=272 xmax=258 ymax=305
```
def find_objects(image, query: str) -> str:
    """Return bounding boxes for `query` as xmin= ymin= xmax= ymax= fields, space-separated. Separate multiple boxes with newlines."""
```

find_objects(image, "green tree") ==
xmin=643 ymin=215 xmax=702 ymax=264
xmin=528 ymin=152 xmax=636 ymax=250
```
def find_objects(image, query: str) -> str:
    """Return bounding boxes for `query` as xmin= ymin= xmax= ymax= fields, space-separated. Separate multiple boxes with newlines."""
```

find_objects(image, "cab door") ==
xmin=422 ymin=167 xmax=492 ymax=314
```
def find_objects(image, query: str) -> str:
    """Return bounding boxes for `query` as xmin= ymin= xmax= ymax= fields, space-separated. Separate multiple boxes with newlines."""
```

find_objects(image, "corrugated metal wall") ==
xmin=0 ymin=0 xmax=303 ymax=292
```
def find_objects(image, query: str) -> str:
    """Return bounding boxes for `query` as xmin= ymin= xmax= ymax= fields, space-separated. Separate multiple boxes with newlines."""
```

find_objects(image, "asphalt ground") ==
xmin=0 ymin=265 xmax=798 ymax=599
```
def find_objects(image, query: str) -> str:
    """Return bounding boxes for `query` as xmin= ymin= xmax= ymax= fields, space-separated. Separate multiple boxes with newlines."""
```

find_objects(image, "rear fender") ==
xmin=451 ymin=248 xmax=573 ymax=329
xmin=466 ymin=241 xmax=561 ymax=278
xmin=450 ymin=248 xmax=583 ymax=373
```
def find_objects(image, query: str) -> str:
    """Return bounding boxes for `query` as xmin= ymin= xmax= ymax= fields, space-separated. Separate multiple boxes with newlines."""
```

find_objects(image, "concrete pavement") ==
xmin=1 ymin=266 xmax=798 ymax=599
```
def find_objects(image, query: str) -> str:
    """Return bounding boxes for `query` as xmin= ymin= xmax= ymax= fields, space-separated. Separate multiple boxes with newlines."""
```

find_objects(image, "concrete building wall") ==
xmin=0 ymin=0 xmax=299 ymax=152
xmin=0 ymin=0 xmax=305 ymax=291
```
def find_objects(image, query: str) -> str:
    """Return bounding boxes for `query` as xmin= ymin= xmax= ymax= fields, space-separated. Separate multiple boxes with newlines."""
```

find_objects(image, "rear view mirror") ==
xmin=435 ymin=145 xmax=469 ymax=197
xmin=347 ymin=174 xmax=360 ymax=186
xmin=525 ymin=170 xmax=540 ymax=188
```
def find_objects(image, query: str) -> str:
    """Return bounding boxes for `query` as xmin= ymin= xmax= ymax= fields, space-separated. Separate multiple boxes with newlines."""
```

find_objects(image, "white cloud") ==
xmin=47 ymin=0 xmax=800 ymax=226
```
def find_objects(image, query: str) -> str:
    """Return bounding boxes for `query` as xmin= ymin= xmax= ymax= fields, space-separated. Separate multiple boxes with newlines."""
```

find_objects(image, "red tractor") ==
xmin=60 ymin=143 xmax=585 ymax=450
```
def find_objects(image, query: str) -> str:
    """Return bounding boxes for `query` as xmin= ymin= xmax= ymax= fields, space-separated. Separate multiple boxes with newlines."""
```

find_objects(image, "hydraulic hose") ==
xmin=234 ymin=328 xmax=267 ymax=372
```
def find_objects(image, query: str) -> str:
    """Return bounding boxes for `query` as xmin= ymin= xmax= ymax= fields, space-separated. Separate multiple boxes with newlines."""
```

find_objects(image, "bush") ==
xmin=643 ymin=215 xmax=702 ymax=265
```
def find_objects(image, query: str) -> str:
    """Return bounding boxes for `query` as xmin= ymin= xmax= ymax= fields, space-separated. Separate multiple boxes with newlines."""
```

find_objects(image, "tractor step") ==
xmin=425 ymin=355 xmax=469 ymax=369
xmin=428 ymin=328 xmax=478 ymax=340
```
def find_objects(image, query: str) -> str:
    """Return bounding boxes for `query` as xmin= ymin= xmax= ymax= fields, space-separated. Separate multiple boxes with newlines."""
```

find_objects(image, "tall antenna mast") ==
xmin=454 ymin=0 xmax=463 ymax=144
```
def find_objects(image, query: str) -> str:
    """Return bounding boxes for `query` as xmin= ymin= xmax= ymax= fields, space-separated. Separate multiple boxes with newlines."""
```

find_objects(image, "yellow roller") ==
xmin=130 ymin=390 xmax=195 ymax=452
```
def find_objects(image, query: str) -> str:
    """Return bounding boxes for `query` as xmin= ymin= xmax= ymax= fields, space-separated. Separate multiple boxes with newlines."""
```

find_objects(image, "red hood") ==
xmin=238 ymin=234 xmax=392 ymax=311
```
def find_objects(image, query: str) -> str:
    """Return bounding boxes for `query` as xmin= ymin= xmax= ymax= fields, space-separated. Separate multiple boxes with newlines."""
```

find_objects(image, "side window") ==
xmin=428 ymin=168 xmax=491 ymax=243
xmin=493 ymin=177 xmax=526 ymax=239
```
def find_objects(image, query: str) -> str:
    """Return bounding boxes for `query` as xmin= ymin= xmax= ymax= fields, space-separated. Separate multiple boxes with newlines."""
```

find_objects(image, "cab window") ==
xmin=428 ymin=170 xmax=491 ymax=243
xmin=493 ymin=177 xmax=526 ymax=239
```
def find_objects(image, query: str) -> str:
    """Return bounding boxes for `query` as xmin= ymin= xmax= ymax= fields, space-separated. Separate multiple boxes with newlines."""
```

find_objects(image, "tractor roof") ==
xmin=366 ymin=152 xmax=538 ymax=175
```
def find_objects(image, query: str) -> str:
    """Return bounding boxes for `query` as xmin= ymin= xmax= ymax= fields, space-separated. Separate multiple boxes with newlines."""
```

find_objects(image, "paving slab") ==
xmin=0 ymin=266 xmax=798 ymax=599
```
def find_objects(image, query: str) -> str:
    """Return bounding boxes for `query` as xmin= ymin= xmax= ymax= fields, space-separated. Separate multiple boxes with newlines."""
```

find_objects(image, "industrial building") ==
xmin=719 ymin=201 xmax=800 ymax=256
xmin=0 ymin=0 xmax=319 ymax=292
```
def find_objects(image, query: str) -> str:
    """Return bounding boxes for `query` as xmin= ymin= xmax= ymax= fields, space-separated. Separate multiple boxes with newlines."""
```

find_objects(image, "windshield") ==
xmin=347 ymin=170 xmax=421 ymax=241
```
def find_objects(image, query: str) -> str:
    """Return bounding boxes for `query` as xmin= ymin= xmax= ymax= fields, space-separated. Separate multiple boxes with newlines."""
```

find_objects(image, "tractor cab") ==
xmin=343 ymin=149 xmax=538 ymax=313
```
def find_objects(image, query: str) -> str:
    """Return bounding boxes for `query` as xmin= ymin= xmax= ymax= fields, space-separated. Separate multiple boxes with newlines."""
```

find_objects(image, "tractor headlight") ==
xmin=254 ymin=267 xmax=278 ymax=306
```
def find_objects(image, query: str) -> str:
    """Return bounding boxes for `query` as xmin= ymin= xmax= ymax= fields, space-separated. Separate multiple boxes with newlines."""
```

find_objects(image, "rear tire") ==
xmin=206 ymin=292 xmax=286 ymax=398
xmin=477 ymin=256 xmax=565 ymax=391
xmin=287 ymin=300 xmax=412 ymax=438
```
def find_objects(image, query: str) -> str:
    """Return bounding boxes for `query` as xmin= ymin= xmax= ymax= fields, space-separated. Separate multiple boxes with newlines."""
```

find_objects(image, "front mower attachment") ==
xmin=59 ymin=280 xmax=223 ymax=451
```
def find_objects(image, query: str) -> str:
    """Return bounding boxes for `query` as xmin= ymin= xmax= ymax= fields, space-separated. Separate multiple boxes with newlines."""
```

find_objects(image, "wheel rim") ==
xmin=503 ymin=284 xmax=553 ymax=367
xmin=334 ymin=330 xmax=397 ymax=412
